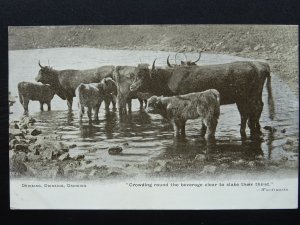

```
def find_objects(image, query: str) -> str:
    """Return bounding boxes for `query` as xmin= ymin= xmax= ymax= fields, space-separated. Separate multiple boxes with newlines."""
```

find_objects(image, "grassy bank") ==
xmin=9 ymin=25 xmax=298 ymax=95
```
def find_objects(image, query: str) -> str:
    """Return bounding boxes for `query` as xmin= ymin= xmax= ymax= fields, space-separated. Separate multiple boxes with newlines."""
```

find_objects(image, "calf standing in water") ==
xmin=146 ymin=89 xmax=220 ymax=140
xmin=18 ymin=81 xmax=55 ymax=115
xmin=75 ymin=77 xmax=117 ymax=122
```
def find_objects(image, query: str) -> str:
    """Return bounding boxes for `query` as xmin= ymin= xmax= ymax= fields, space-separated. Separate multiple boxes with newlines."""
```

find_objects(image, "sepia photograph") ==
xmin=8 ymin=25 xmax=298 ymax=209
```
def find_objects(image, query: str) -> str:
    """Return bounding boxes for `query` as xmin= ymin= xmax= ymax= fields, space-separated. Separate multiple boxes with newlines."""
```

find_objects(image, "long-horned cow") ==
xmin=35 ymin=62 xmax=115 ymax=112
xmin=130 ymin=59 xmax=274 ymax=139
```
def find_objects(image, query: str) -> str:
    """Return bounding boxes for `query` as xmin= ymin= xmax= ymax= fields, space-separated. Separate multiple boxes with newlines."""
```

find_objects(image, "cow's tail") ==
xmin=17 ymin=83 xmax=23 ymax=105
xmin=265 ymin=64 xmax=275 ymax=120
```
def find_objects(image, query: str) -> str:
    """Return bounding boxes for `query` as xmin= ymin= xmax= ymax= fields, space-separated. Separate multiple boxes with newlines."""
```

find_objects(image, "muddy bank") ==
xmin=9 ymin=115 xmax=298 ymax=180
xmin=8 ymin=25 xmax=298 ymax=96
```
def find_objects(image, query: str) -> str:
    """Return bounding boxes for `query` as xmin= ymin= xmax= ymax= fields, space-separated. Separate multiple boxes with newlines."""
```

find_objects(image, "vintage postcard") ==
xmin=9 ymin=25 xmax=298 ymax=209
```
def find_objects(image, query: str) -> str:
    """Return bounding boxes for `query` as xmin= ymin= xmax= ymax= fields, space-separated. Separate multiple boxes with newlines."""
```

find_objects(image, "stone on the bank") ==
xmin=193 ymin=154 xmax=206 ymax=162
xmin=10 ymin=154 xmax=27 ymax=175
xmin=15 ymin=144 xmax=29 ymax=153
xmin=201 ymin=165 xmax=217 ymax=174
xmin=73 ymin=154 xmax=85 ymax=161
xmin=20 ymin=116 xmax=36 ymax=125
xmin=58 ymin=153 xmax=70 ymax=161
xmin=9 ymin=128 xmax=24 ymax=138
xmin=41 ymin=149 xmax=54 ymax=160
xmin=30 ymin=128 xmax=42 ymax=136
xmin=108 ymin=146 xmax=123 ymax=155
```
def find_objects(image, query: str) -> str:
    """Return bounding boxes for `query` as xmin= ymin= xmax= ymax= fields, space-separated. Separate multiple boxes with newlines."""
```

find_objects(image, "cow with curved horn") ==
xmin=131 ymin=58 xmax=274 ymax=140
xmin=167 ymin=52 xmax=202 ymax=68
xmin=35 ymin=61 xmax=115 ymax=112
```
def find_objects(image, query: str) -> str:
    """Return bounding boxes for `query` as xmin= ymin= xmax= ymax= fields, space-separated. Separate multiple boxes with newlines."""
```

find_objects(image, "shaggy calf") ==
xmin=18 ymin=81 xmax=55 ymax=114
xmin=75 ymin=77 xmax=117 ymax=121
xmin=146 ymin=89 xmax=220 ymax=139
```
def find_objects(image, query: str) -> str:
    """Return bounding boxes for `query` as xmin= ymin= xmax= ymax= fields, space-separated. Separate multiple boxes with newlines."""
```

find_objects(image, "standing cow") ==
xmin=18 ymin=81 xmax=55 ymax=114
xmin=113 ymin=65 xmax=149 ymax=114
xmin=75 ymin=77 xmax=117 ymax=122
xmin=146 ymin=89 xmax=220 ymax=139
xmin=35 ymin=62 xmax=115 ymax=112
xmin=130 ymin=60 xmax=274 ymax=140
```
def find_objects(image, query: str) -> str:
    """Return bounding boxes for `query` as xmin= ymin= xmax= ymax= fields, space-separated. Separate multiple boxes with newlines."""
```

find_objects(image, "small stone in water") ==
xmin=108 ymin=146 xmax=123 ymax=155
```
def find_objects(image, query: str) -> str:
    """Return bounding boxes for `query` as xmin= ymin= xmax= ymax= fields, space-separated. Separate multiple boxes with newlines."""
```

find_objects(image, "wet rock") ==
xmin=10 ymin=154 xmax=27 ymax=175
xmin=193 ymin=154 xmax=206 ymax=162
xmin=9 ymin=139 xmax=18 ymax=149
xmin=15 ymin=144 xmax=29 ymax=153
xmin=73 ymin=154 xmax=85 ymax=161
xmin=58 ymin=153 xmax=70 ymax=161
xmin=282 ymin=138 xmax=298 ymax=152
xmin=27 ymin=152 xmax=42 ymax=161
xmin=25 ymin=135 xmax=38 ymax=143
xmin=219 ymin=163 xmax=230 ymax=170
xmin=41 ymin=149 xmax=54 ymax=160
xmin=20 ymin=116 xmax=36 ymax=126
xmin=108 ymin=146 xmax=123 ymax=155
xmin=254 ymin=45 xmax=261 ymax=51
xmin=69 ymin=144 xmax=77 ymax=149
xmin=248 ymin=161 xmax=256 ymax=167
xmin=281 ymin=128 xmax=286 ymax=133
xmin=9 ymin=128 xmax=24 ymax=138
xmin=30 ymin=128 xmax=42 ymax=136
xmin=201 ymin=165 xmax=217 ymax=174
xmin=263 ymin=126 xmax=277 ymax=132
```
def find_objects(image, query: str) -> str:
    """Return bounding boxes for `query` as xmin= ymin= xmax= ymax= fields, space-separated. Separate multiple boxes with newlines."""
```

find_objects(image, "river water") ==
xmin=9 ymin=48 xmax=299 ymax=178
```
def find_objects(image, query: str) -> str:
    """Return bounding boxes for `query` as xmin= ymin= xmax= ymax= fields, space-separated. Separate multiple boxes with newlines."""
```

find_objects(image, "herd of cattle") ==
xmin=17 ymin=53 xmax=274 ymax=140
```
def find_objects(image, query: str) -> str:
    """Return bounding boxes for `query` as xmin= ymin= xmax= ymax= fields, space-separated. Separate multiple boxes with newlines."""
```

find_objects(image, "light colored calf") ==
xmin=146 ymin=89 xmax=220 ymax=139
xmin=75 ymin=77 xmax=117 ymax=121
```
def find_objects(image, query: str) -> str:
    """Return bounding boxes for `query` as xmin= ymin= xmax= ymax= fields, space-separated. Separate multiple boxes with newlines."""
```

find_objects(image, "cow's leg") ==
xmin=138 ymin=98 xmax=143 ymax=109
xmin=248 ymin=99 xmax=264 ymax=139
xmin=47 ymin=101 xmax=51 ymax=111
xmin=87 ymin=107 xmax=92 ymax=122
xmin=200 ymin=121 xmax=207 ymax=137
xmin=117 ymin=95 xmax=127 ymax=115
xmin=104 ymin=97 xmax=111 ymax=111
xmin=205 ymin=117 xmax=217 ymax=141
xmin=78 ymin=105 xmax=84 ymax=121
xmin=40 ymin=101 xmax=44 ymax=111
xmin=173 ymin=121 xmax=180 ymax=137
xmin=127 ymin=99 xmax=132 ymax=113
xmin=94 ymin=104 xmax=100 ymax=121
xmin=112 ymin=95 xmax=117 ymax=111
xmin=144 ymin=100 xmax=147 ymax=109
xmin=23 ymin=98 xmax=29 ymax=115
xmin=237 ymin=103 xmax=249 ymax=140
xmin=67 ymin=97 xmax=73 ymax=112
xmin=180 ymin=120 xmax=186 ymax=137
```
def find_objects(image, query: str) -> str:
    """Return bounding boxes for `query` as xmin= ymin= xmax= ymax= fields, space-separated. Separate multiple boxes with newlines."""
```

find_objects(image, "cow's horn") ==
xmin=38 ymin=61 xmax=45 ymax=69
xmin=167 ymin=55 xmax=173 ymax=68
xmin=192 ymin=52 xmax=201 ymax=64
xmin=152 ymin=59 xmax=157 ymax=71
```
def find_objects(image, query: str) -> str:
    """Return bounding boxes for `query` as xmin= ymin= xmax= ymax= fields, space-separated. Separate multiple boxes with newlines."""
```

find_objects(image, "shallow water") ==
xmin=9 ymin=48 xmax=299 ymax=175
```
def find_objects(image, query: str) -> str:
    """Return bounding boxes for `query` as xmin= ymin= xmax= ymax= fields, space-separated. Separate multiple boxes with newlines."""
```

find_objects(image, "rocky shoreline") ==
xmin=10 ymin=115 xmax=298 ymax=180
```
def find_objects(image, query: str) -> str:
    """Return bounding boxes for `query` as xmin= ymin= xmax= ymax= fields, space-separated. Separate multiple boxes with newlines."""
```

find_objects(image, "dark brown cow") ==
xmin=35 ymin=62 xmax=115 ymax=112
xmin=18 ymin=81 xmax=55 ymax=114
xmin=113 ymin=66 xmax=148 ymax=114
xmin=130 ymin=60 xmax=274 ymax=139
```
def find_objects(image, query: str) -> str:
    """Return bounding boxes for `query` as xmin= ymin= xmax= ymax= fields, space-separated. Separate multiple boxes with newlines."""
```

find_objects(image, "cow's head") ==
xmin=145 ymin=95 xmax=163 ymax=114
xmin=102 ymin=77 xmax=117 ymax=95
xmin=130 ymin=62 xmax=152 ymax=92
xmin=35 ymin=61 xmax=57 ymax=84
xmin=167 ymin=52 xmax=201 ymax=68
